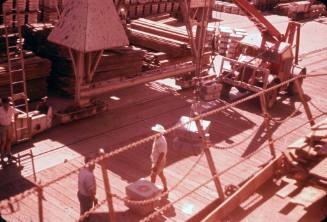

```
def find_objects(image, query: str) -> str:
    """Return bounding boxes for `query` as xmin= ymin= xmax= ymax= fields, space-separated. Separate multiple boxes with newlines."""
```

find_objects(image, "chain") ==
xmin=140 ymin=175 xmax=218 ymax=222
xmin=308 ymin=101 xmax=327 ymax=114
xmin=113 ymin=152 xmax=205 ymax=206
xmin=212 ymin=125 xmax=261 ymax=150
xmin=76 ymin=199 xmax=107 ymax=222
xmin=0 ymin=188 xmax=37 ymax=212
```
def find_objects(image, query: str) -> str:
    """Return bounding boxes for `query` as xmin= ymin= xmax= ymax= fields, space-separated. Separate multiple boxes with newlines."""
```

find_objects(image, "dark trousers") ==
xmin=77 ymin=192 xmax=93 ymax=216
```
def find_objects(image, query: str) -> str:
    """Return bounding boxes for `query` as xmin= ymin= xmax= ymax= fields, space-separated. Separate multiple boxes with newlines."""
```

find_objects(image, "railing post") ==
xmin=99 ymin=149 xmax=116 ymax=222
xmin=194 ymin=115 xmax=225 ymax=201
xmin=259 ymin=95 xmax=276 ymax=158
xmin=294 ymin=79 xmax=315 ymax=126
xmin=36 ymin=180 xmax=44 ymax=222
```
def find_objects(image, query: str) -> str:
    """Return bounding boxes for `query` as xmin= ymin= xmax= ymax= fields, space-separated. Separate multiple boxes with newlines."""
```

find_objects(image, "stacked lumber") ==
xmin=27 ymin=0 xmax=40 ymax=24
xmin=51 ymin=46 xmax=145 ymax=96
xmin=41 ymin=0 xmax=59 ymax=23
xmin=214 ymin=1 xmax=246 ymax=15
xmin=127 ymin=1 xmax=180 ymax=19
xmin=0 ymin=0 xmax=38 ymax=26
xmin=127 ymin=18 xmax=191 ymax=57
xmin=0 ymin=52 xmax=51 ymax=101
xmin=274 ymin=1 xmax=325 ymax=18
xmin=23 ymin=23 xmax=69 ymax=58
xmin=213 ymin=26 xmax=247 ymax=59
xmin=146 ymin=13 xmax=178 ymax=25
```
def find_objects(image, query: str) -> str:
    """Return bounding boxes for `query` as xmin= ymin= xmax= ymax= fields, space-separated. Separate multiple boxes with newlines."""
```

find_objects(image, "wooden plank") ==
xmin=201 ymin=156 xmax=282 ymax=222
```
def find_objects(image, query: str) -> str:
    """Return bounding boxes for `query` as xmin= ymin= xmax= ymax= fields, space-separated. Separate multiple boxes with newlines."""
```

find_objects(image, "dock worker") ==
xmin=0 ymin=97 xmax=16 ymax=163
xmin=77 ymin=155 xmax=98 ymax=218
xmin=36 ymin=96 xmax=53 ymax=128
xmin=150 ymin=124 xmax=168 ymax=193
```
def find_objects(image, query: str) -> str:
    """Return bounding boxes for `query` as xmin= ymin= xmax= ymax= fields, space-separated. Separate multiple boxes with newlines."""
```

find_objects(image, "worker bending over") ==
xmin=150 ymin=124 xmax=168 ymax=193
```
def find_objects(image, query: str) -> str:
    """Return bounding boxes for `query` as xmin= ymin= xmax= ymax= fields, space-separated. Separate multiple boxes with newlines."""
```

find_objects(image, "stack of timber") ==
xmin=145 ymin=13 xmax=178 ymax=25
xmin=0 ymin=0 xmax=39 ymax=26
xmin=51 ymin=46 xmax=145 ymax=96
xmin=23 ymin=23 xmax=68 ymax=58
xmin=273 ymin=1 xmax=326 ymax=18
xmin=214 ymin=1 xmax=246 ymax=15
xmin=127 ymin=18 xmax=191 ymax=58
xmin=213 ymin=26 xmax=247 ymax=58
xmin=115 ymin=0 xmax=180 ymax=19
xmin=26 ymin=0 xmax=40 ymax=24
xmin=0 ymin=52 xmax=51 ymax=101
xmin=41 ymin=0 xmax=59 ymax=23
xmin=217 ymin=0 xmax=278 ymax=11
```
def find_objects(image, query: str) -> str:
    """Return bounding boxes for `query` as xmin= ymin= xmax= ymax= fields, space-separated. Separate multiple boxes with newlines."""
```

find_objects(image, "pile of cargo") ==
xmin=50 ymin=47 xmax=145 ymax=96
xmin=127 ymin=18 xmax=191 ymax=58
xmin=0 ymin=52 xmax=51 ymax=101
xmin=0 ymin=0 xmax=39 ymax=26
xmin=214 ymin=1 xmax=246 ymax=15
xmin=274 ymin=1 xmax=326 ymax=19
xmin=114 ymin=0 xmax=180 ymax=19
xmin=213 ymin=26 xmax=247 ymax=59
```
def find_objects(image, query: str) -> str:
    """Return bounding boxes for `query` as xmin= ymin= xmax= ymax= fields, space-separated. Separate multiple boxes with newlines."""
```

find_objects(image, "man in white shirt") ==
xmin=0 ymin=98 xmax=15 ymax=162
xmin=150 ymin=124 xmax=168 ymax=193
xmin=77 ymin=155 xmax=97 ymax=217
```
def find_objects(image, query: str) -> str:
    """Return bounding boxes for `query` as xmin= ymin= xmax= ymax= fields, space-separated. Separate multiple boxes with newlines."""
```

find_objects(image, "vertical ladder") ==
xmin=1 ymin=5 xmax=31 ymax=142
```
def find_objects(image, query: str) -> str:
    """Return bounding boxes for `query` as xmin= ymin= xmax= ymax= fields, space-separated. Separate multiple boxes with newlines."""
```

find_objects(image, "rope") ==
xmin=140 ymin=175 xmax=218 ymax=222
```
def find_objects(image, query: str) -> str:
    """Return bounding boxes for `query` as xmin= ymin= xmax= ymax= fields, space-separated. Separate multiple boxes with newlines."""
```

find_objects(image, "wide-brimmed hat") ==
xmin=151 ymin=124 xmax=166 ymax=133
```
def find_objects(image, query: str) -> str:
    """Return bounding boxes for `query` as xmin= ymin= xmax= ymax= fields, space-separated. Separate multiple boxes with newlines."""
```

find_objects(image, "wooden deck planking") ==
xmin=1 ymin=31 xmax=327 ymax=222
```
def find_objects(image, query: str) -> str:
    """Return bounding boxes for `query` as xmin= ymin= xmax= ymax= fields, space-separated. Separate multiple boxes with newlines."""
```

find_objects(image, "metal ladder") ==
xmin=1 ymin=6 xmax=31 ymax=142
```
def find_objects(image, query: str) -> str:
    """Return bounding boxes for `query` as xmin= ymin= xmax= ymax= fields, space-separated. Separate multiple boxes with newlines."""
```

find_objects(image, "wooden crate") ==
xmin=144 ymin=4 xmax=151 ymax=16
xmin=166 ymin=2 xmax=172 ymax=12
xmin=27 ymin=12 xmax=38 ymax=24
xmin=2 ymin=0 xmax=13 ymax=13
xmin=43 ymin=0 xmax=58 ymax=9
xmin=159 ymin=2 xmax=166 ymax=13
xmin=128 ymin=5 xmax=137 ymax=19
xmin=172 ymin=2 xmax=179 ymax=12
xmin=151 ymin=3 xmax=159 ymax=14
xmin=136 ymin=4 xmax=144 ymax=17
xmin=28 ymin=0 xmax=40 ymax=11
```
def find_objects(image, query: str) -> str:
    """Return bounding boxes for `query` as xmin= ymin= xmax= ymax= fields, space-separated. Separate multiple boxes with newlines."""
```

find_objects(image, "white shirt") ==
xmin=151 ymin=135 xmax=167 ymax=164
xmin=0 ymin=106 xmax=15 ymax=126
xmin=78 ymin=167 xmax=96 ymax=197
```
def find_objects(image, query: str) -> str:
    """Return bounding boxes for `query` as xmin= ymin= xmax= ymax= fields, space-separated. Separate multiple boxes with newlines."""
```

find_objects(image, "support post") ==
xmin=294 ymin=79 xmax=315 ymax=126
xmin=259 ymin=95 xmax=276 ymax=158
xmin=99 ymin=150 xmax=116 ymax=222
xmin=194 ymin=115 xmax=225 ymax=200
xmin=36 ymin=180 xmax=44 ymax=222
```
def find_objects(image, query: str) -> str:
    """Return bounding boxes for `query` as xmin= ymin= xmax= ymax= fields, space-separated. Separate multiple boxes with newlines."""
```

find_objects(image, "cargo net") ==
xmin=1 ymin=73 xmax=327 ymax=222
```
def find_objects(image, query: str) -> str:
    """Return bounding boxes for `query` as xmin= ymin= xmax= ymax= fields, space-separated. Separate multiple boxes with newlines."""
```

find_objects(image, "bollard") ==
xmin=99 ymin=149 xmax=116 ymax=222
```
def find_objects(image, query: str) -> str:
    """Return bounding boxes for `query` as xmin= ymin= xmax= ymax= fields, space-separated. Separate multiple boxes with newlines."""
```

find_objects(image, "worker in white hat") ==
xmin=150 ymin=124 xmax=168 ymax=193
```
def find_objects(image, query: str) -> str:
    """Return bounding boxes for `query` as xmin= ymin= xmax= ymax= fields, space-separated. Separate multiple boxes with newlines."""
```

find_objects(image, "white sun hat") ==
xmin=151 ymin=124 xmax=166 ymax=133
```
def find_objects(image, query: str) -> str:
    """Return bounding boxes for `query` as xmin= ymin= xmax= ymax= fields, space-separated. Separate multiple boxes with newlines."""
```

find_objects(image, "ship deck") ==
xmin=1 ymin=13 xmax=327 ymax=222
